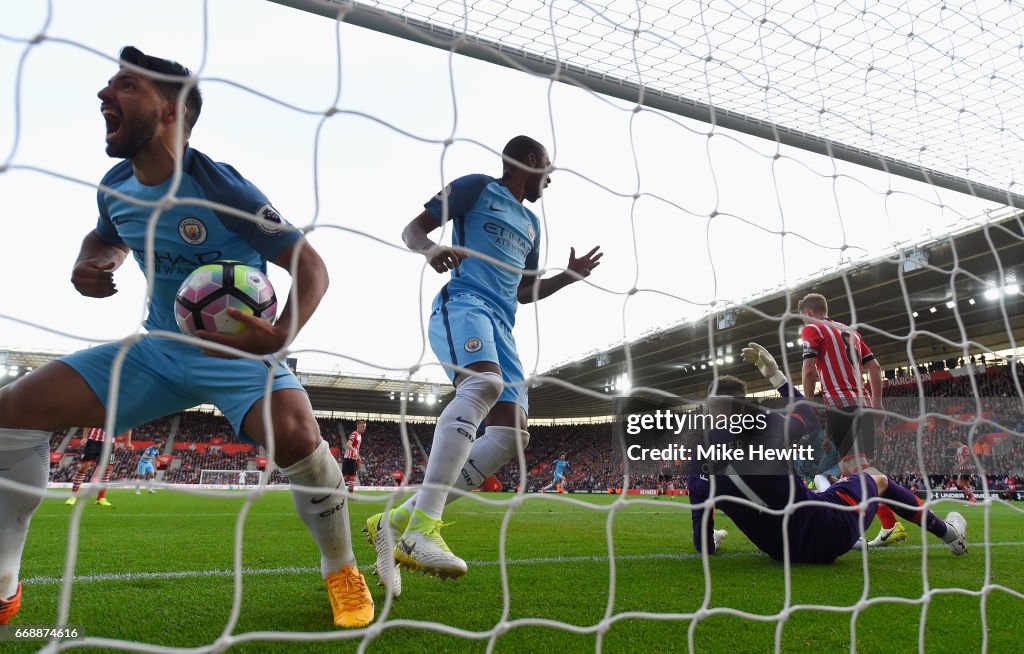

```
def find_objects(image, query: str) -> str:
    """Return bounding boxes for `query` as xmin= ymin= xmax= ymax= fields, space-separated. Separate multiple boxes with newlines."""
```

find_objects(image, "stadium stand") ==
xmin=44 ymin=362 xmax=1023 ymax=494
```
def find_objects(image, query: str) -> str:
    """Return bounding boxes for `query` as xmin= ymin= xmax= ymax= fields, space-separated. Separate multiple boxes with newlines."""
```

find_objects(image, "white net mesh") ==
xmin=1 ymin=0 xmax=1022 ymax=652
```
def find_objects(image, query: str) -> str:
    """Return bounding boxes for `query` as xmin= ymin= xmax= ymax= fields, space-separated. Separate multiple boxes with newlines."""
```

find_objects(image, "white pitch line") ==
xmin=21 ymin=541 xmax=1024 ymax=586
xmin=33 ymin=513 xmax=263 ymax=518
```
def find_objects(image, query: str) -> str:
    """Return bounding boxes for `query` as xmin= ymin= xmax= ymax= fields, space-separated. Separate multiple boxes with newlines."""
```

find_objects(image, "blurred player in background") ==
xmin=342 ymin=420 xmax=365 ymax=493
xmin=134 ymin=440 xmax=162 ymax=494
xmin=796 ymin=426 xmax=841 ymax=491
xmin=954 ymin=441 xmax=978 ymax=503
xmin=363 ymin=135 xmax=602 ymax=592
xmin=798 ymin=293 xmax=907 ymax=547
xmin=65 ymin=427 xmax=133 ymax=507
xmin=0 ymin=46 xmax=371 ymax=627
xmin=688 ymin=343 xmax=967 ymax=563
xmin=541 ymin=453 xmax=571 ymax=493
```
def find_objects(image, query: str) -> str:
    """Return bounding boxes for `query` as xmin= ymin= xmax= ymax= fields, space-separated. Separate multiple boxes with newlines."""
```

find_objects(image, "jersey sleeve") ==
xmin=186 ymin=150 xmax=301 ymax=261
xmin=94 ymin=162 xmax=133 ymax=246
xmin=95 ymin=193 xmax=125 ymax=245
xmin=687 ymin=474 xmax=717 ymax=554
xmin=800 ymin=324 xmax=821 ymax=360
xmin=856 ymin=331 xmax=875 ymax=365
xmin=776 ymin=382 xmax=820 ymax=437
xmin=423 ymin=174 xmax=493 ymax=226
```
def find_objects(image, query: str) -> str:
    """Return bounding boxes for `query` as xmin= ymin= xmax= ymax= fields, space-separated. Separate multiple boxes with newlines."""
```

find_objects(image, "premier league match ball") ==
xmin=174 ymin=261 xmax=277 ymax=336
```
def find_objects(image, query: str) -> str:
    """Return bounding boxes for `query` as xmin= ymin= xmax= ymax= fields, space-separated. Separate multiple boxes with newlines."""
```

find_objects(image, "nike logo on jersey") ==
xmin=310 ymin=480 xmax=343 ymax=504
xmin=399 ymin=538 xmax=416 ymax=555
xmin=488 ymin=203 xmax=505 ymax=212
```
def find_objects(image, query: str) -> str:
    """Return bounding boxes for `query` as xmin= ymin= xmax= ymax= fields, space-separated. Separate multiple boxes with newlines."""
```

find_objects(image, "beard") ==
xmin=105 ymin=110 xmax=159 ymax=159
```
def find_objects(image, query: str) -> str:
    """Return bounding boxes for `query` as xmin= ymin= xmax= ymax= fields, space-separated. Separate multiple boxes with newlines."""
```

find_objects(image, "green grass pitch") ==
xmin=10 ymin=490 xmax=1024 ymax=653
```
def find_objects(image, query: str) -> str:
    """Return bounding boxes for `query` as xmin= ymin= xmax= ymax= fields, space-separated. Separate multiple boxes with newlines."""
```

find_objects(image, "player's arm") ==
xmin=198 ymin=241 xmax=329 ymax=356
xmin=71 ymin=230 xmax=130 ymax=298
xmin=517 ymin=246 xmax=602 ymax=304
xmin=402 ymin=210 xmax=467 ymax=273
xmin=742 ymin=342 xmax=819 ymax=436
xmin=801 ymin=358 xmax=819 ymax=398
xmin=799 ymin=325 xmax=821 ymax=397
xmin=865 ymin=358 xmax=882 ymax=408
xmin=123 ymin=429 xmax=134 ymax=451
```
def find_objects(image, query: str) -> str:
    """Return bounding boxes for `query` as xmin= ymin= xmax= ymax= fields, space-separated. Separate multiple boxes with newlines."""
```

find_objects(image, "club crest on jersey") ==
xmin=527 ymin=223 xmax=535 ymax=241
xmin=464 ymin=337 xmax=483 ymax=353
xmin=178 ymin=217 xmax=207 ymax=245
xmin=256 ymin=204 xmax=284 ymax=234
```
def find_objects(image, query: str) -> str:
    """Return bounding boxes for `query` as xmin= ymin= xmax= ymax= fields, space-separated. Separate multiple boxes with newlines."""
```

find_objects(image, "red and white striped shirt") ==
xmin=801 ymin=319 xmax=875 ymax=407
xmin=85 ymin=427 xmax=107 ymax=442
xmin=957 ymin=444 xmax=971 ymax=468
xmin=343 ymin=431 xmax=362 ymax=460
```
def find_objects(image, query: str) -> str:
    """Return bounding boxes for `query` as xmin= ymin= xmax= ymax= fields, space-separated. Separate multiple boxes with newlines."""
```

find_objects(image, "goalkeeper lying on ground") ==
xmin=687 ymin=342 xmax=967 ymax=563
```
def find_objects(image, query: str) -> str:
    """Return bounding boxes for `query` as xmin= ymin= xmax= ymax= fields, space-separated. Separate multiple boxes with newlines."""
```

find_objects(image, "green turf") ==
xmin=8 ymin=491 xmax=1024 ymax=653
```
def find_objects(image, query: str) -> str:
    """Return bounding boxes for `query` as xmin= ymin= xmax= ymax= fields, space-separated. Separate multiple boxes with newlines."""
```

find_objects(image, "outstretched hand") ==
xmin=567 ymin=246 xmax=603 ymax=279
xmin=740 ymin=342 xmax=787 ymax=388
xmin=195 ymin=308 xmax=287 ymax=358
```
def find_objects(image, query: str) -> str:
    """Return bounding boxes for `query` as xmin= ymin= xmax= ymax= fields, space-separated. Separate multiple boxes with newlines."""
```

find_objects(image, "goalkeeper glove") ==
xmin=741 ymin=342 xmax=787 ymax=388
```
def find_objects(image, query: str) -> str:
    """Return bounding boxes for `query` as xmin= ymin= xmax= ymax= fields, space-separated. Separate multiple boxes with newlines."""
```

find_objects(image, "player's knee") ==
xmin=518 ymin=429 xmax=531 ymax=451
xmin=460 ymin=370 xmax=503 ymax=407
xmin=270 ymin=416 xmax=321 ymax=468
xmin=458 ymin=371 xmax=504 ymax=409
xmin=870 ymin=474 xmax=888 ymax=494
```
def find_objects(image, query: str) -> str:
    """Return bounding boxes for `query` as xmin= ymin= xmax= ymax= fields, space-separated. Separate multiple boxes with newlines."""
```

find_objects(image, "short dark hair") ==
xmin=798 ymin=292 xmax=828 ymax=317
xmin=356 ymin=420 xmax=366 ymax=425
xmin=119 ymin=46 xmax=202 ymax=133
xmin=502 ymin=135 xmax=546 ymax=175
xmin=707 ymin=375 xmax=747 ymax=398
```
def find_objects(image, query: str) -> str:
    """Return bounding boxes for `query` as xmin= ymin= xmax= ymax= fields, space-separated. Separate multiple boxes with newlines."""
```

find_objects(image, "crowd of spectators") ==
xmin=176 ymin=411 xmax=238 ymax=443
xmin=163 ymin=450 xmax=251 ymax=484
xmin=45 ymin=364 xmax=1023 ymax=493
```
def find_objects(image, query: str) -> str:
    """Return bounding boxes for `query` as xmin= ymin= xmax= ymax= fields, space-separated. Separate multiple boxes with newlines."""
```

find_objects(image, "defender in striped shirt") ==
xmin=64 ymin=427 xmax=134 ymax=507
xmin=798 ymin=293 xmax=907 ymax=547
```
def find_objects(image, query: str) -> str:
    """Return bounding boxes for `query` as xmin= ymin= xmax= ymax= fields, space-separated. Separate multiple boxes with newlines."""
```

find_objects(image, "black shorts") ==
xmin=81 ymin=439 xmax=104 ymax=463
xmin=825 ymin=405 xmax=875 ymax=459
xmin=341 ymin=458 xmax=358 ymax=476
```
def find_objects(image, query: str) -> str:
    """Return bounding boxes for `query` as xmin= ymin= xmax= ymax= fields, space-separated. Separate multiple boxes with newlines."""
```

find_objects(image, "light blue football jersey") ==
xmin=95 ymin=146 xmax=301 ymax=333
xmin=424 ymin=174 xmax=541 ymax=326
xmin=140 ymin=445 xmax=160 ymax=462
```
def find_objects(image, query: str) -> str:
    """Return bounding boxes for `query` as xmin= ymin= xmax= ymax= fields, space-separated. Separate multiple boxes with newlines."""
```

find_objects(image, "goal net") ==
xmin=1 ymin=0 xmax=1022 ymax=652
xmin=198 ymin=470 xmax=263 ymax=488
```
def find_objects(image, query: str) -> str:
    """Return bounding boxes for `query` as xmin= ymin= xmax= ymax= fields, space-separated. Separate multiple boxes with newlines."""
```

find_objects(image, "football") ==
xmin=173 ymin=261 xmax=277 ymax=336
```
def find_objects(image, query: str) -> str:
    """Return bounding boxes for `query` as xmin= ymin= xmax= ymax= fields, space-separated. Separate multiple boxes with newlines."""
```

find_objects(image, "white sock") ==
xmin=397 ymin=425 xmax=529 ymax=517
xmin=414 ymin=372 xmax=502 ymax=520
xmin=0 ymin=429 xmax=50 ymax=598
xmin=814 ymin=474 xmax=832 ymax=491
xmin=279 ymin=439 xmax=355 ymax=578
xmin=451 ymin=426 xmax=529 ymax=494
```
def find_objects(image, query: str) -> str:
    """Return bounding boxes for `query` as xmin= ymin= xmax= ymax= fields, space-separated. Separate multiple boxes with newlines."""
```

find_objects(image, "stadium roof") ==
xmin=2 ymin=212 xmax=1021 ymax=420
xmin=527 ymin=211 xmax=1024 ymax=418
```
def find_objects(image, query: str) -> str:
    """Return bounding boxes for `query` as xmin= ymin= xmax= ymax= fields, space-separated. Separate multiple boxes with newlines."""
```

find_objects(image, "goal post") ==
xmin=269 ymin=0 xmax=1024 ymax=209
